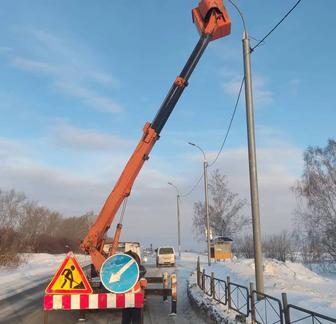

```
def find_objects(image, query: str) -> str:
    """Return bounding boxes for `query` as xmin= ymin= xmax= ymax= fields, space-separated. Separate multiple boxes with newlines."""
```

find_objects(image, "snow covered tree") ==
xmin=293 ymin=139 xmax=336 ymax=261
xmin=193 ymin=169 xmax=248 ymax=240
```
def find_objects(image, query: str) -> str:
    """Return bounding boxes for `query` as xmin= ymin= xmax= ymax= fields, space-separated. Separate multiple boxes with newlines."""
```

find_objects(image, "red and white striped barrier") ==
xmin=44 ymin=292 xmax=144 ymax=310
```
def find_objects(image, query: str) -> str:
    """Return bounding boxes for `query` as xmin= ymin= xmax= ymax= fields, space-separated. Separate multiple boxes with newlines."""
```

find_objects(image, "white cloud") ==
xmin=0 ymin=130 xmax=304 ymax=250
xmin=54 ymin=81 xmax=121 ymax=113
xmin=50 ymin=122 xmax=131 ymax=151
xmin=0 ymin=138 xmax=25 ymax=163
xmin=253 ymin=75 xmax=273 ymax=106
xmin=8 ymin=30 xmax=122 ymax=113
xmin=12 ymin=57 xmax=57 ymax=74
xmin=222 ymin=73 xmax=273 ymax=108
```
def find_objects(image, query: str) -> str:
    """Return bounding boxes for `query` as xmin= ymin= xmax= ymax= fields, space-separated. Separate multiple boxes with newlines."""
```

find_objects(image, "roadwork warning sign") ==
xmin=45 ymin=252 xmax=92 ymax=294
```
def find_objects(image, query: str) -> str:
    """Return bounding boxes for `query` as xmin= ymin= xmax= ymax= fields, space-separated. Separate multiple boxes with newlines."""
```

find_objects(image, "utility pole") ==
xmin=188 ymin=142 xmax=211 ymax=266
xmin=204 ymin=159 xmax=211 ymax=266
xmin=242 ymin=31 xmax=264 ymax=294
xmin=168 ymin=182 xmax=181 ymax=258
xmin=176 ymin=193 xmax=181 ymax=258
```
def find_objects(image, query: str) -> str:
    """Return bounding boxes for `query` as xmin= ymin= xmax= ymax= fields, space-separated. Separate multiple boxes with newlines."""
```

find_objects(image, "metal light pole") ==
xmin=242 ymin=31 xmax=264 ymax=294
xmin=188 ymin=142 xmax=211 ymax=266
xmin=168 ymin=182 xmax=181 ymax=258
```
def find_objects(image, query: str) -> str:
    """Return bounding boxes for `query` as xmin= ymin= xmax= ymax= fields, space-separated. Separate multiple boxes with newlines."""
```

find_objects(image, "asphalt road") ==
xmin=0 ymin=261 xmax=208 ymax=324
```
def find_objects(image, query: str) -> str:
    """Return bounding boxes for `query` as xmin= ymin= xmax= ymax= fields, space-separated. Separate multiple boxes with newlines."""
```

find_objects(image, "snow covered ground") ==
xmin=0 ymin=253 xmax=90 ymax=300
xmin=0 ymin=252 xmax=335 ymax=321
xmin=187 ymin=254 xmax=336 ymax=320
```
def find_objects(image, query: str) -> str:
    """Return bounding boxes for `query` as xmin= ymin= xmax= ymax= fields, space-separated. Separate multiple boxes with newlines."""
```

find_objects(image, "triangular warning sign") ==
xmin=46 ymin=252 xmax=92 ymax=294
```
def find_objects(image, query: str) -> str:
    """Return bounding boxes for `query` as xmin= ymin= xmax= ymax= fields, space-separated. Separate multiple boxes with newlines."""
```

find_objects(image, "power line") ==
xmin=180 ymin=0 xmax=304 ymax=192
xmin=208 ymin=0 xmax=303 ymax=167
xmin=181 ymin=173 xmax=203 ymax=198
xmin=208 ymin=77 xmax=244 ymax=167
xmin=251 ymin=0 xmax=303 ymax=52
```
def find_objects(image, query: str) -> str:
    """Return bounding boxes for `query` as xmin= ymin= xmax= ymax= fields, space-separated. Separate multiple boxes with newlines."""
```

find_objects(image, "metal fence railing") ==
xmin=228 ymin=281 xmax=249 ymax=317
xmin=286 ymin=305 xmax=336 ymax=324
xmin=195 ymin=257 xmax=336 ymax=324
xmin=213 ymin=278 xmax=227 ymax=305
xmin=252 ymin=290 xmax=283 ymax=324
xmin=203 ymin=273 xmax=212 ymax=297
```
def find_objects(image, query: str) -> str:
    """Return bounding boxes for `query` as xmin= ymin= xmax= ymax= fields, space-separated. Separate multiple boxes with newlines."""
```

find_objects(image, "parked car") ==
xmin=156 ymin=247 xmax=176 ymax=267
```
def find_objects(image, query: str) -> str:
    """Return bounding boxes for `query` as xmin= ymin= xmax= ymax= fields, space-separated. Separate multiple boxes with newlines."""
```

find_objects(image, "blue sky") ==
xmin=0 ymin=1 xmax=335 ymax=250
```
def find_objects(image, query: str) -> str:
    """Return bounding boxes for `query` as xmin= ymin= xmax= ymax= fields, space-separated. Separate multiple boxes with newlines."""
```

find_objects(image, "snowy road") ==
xmin=0 ymin=254 xmax=207 ymax=324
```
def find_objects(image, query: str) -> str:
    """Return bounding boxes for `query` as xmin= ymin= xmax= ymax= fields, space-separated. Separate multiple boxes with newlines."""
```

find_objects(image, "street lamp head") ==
xmin=188 ymin=141 xmax=206 ymax=161
xmin=168 ymin=182 xmax=173 ymax=186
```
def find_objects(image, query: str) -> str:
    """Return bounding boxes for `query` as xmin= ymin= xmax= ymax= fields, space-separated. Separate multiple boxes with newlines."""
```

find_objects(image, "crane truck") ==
xmin=44 ymin=1 xmax=231 ymax=323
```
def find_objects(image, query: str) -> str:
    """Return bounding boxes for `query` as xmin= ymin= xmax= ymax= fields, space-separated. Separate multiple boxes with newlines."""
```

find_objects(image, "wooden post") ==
xmin=282 ymin=293 xmax=290 ymax=324
xmin=211 ymin=272 xmax=215 ymax=298
xmin=250 ymin=282 xmax=256 ymax=324
xmin=227 ymin=276 xmax=231 ymax=309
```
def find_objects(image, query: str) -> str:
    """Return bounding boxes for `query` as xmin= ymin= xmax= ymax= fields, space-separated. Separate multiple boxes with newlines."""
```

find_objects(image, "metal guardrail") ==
xmin=195 ymin=257 xmax=336 ymax=324
xmin=228 ymin=282 xmax=249 ymax=317
xmin=252 ymin=290 xmax=283 ymax=324
xmin=286 ymin=304 xmax=336 ymax=324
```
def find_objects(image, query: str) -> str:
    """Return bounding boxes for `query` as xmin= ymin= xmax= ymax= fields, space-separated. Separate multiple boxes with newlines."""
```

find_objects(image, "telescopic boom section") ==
xmin=81 ymin=0 xmax=231 ymax=272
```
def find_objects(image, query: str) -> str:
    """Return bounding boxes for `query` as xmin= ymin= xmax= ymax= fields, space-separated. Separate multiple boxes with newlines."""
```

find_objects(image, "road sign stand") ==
xmin=78 ymin=309 xmax=86 ymax=322
xmin=43 ymin=310 xmax=48 ymax=324
xmin=145 ymin=272 xmax=177 ymax=315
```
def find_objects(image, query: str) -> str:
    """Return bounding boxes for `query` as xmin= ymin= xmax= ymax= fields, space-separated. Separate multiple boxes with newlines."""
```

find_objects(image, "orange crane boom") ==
xmin=81 ymin=0 xmax=231 ymax=272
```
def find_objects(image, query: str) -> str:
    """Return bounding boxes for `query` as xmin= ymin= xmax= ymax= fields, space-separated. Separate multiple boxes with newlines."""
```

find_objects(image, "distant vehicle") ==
xmin=156 ymin=247 xmax=176 ymax=267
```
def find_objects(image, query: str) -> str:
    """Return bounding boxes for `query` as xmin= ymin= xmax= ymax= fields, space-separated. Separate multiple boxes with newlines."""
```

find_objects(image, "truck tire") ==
xmin=121 ymin=308 xmax=144 ymax=324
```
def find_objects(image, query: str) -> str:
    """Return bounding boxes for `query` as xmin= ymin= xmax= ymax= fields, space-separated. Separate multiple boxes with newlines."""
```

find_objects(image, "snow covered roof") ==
xmin=211 ymin=236 xmax=233 ymax=243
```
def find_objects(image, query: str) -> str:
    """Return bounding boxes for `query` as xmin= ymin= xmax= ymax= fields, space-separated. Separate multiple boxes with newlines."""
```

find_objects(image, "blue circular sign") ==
xmin=100 ymin=253 xmax=139 ymax=293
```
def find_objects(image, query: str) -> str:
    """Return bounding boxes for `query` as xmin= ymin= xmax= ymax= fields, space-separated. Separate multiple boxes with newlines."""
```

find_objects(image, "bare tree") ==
xmin=0 ymin=189 xmax=27 ymax=229
xmin=0 ymin=188 xmax=94 ymax=258
xmin=263 ymin=231 xmax=297 ymax=262
xmin=293 ymin=139 xmax=336 ymax=261
xmin=234 ymin=234 xmax=254 ymax=258
xmin=193 ymin=169 xmax=248 ymax=240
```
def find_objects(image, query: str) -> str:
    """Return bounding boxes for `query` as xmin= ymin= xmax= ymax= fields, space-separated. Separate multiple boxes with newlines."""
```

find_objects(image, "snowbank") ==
xmin=200 ymin=258 xmax=336 ymax=318
xmin=0 ymin=253 xmax=90 ymax=300
xmin=183 ymin=254 xmax=336 ymax=321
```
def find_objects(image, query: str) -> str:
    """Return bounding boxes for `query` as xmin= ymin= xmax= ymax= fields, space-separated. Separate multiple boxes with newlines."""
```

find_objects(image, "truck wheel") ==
xmin=121 ymin=308 xmax=144 ymax=324
xmin=132 ymin=308 xmax=144 ymax=324
xmin=122 ymin=309 xmax=132 ymax=324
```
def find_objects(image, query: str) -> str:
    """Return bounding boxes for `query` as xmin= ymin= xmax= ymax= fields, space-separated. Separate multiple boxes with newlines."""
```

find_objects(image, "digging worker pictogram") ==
xmin=61 ymin=265 xmax=82 ymax=288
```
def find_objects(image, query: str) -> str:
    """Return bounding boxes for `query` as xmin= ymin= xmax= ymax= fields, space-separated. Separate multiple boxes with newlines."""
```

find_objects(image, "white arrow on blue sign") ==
xmin=100 ymin=253 xmax=140 ymax=293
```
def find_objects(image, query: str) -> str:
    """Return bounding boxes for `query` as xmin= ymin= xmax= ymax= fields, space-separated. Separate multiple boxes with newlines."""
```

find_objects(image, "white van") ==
xmin=156 ymin=247 xmax=176 ymax=267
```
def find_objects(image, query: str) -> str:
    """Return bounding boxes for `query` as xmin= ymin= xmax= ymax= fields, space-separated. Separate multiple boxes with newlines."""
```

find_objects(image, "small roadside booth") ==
xmin=210 ymin=236 xmax=233 ymax=261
